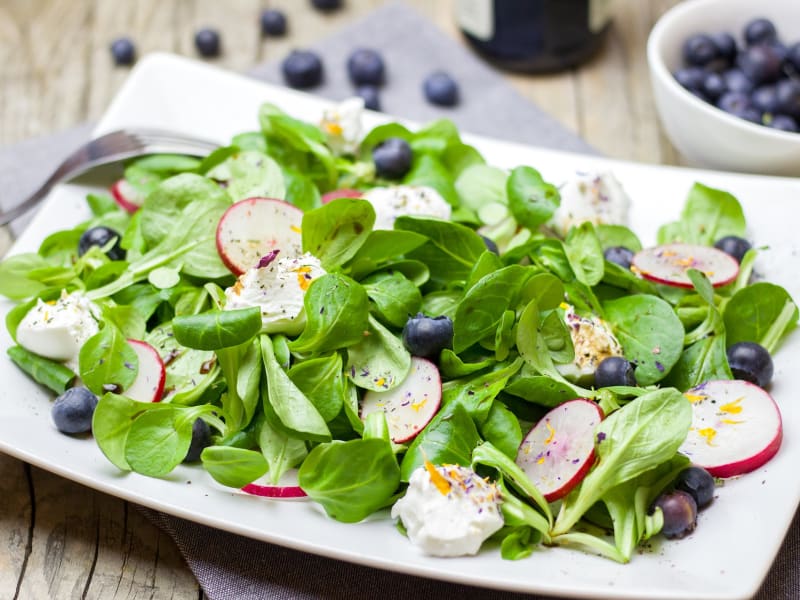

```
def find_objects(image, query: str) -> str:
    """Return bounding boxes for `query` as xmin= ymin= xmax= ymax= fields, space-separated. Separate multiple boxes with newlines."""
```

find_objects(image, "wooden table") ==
xmin=0 ymin=1 xmax=682 ymax=597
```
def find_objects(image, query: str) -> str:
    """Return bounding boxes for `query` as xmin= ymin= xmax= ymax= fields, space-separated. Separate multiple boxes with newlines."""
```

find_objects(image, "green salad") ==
xmin=1 ymin=100 xmax=797 ymax=563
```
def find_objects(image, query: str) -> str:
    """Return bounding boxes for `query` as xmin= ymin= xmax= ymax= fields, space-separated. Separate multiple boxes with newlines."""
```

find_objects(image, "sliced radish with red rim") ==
xmin=215 ymin=197 xmax=304 ymax=275
xmin=679 ymin=379 xmax=782 ymax=478
xmin=321 ymin=188 xmax=362 ymax=204
xmin=632 ymin=243 xmax=739 ymax=288
xmin=240 ymin=470 xmax=308 ymax=500
xmin=515 ymin=398 xmax=603 ymax=502
xmin=110 ymin=179 xmax=146 ymax=214
xmin=125 ymin=339 xmax=166 ymax=402
xmin=360 ymin=357 xmax=441 ymax=444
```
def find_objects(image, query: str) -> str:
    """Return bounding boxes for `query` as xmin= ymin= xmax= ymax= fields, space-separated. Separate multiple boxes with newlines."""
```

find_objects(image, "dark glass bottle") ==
xmin=456 ymin=0 xmax=614 ymax=73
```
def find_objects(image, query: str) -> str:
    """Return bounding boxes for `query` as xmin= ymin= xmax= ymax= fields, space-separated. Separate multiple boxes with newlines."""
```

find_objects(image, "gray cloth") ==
xmin=1 ymin=3 xmax=797 ymax=599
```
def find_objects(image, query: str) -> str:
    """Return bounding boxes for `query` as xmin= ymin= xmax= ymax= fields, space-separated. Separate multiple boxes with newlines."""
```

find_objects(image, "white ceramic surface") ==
xmin=3 ymin=53 xmax=800 ymax=600
xmin=647 ymin=0 xmax=800 ymax=176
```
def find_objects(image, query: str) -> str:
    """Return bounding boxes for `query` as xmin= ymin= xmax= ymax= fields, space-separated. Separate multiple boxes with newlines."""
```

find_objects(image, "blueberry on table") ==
xmin=743 ymin=18 xmax=778 ymax=47
xmin=673 ymin=66 xmax=705 ymax=92
xmin=736 ymin=44 xmax=783 ymax=85
xmin=195 ymin=28 xmax=221 ymax=57
xmin=653 ymin=490 xmax=698 ymax=539
xmin=52 ymin=387 xmax=99 ymax=434
xmin=372 ymin=137 xmax=412 ymax=179
xmin=356 ymin=84 xmax=381 ymax=111
xmin=402 ymin=313 xmax=454 ymax=359
xmin=311 ymin=0 xmax=342 ymax=11
xmin=593 ymin=356 xmax=637 ymax=389
xmin=260 ymin=9 xmax=287 ymax=37
xmin=281 ymin=50 xmax=323 ymax=88
xmin=78 ymin=225 xmax=125 ymax=260
xmin=682 ymin=33 xmax=718 ymax=67
xmin=674 ymin=466 xmax=715 ymax=510
xmin=727 ymin=341 xmax=774 ymax=389
xmin=347 ymin=48 xmax=385 ymax=86
xmin=423 ymin=71 xmax=459 ymax=107
xmin=184 ymin=419 xmax=212 ymax=463
xmin=110 ymin=37 xmax=136 ymax=66
xmin=713 ymin=235 xmax=751 ymax=263
xmin=603 ymin=246 xmax=635 ymax=269
xmin=767 ymin=114 xmax=799 ymax=132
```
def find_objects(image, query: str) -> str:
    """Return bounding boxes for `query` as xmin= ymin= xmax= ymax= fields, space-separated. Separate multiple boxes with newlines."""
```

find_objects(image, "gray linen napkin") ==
xmin=1 ymin=3 xmax=798 ymax=599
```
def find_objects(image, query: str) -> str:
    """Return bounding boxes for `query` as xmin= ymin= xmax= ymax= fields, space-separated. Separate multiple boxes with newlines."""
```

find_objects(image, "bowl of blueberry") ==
xmin=647 ymin=0 xmax=800 ymax=176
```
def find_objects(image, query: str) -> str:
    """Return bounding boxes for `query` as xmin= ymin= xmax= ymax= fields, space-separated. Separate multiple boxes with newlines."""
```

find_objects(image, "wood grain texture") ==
xmin=0 ymin=1 xmax=681 ymax=598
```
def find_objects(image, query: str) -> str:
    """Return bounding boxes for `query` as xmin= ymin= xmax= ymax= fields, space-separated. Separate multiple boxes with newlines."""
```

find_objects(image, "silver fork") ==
xmin=0 ymin=128 xmax=221 ymax=225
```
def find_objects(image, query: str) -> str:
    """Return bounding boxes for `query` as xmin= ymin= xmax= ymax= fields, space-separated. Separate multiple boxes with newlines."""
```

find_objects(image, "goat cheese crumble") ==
xmin=16 ymin=290 xmax=100 ymax=372
xmin=224 ymin=252 xmax=326 ymax=335
xmin=556 ymin=303 xmax=624 ymax=381
xmin=362 ymin=185 xmax=452 ymax=230
xmin=391 ymin=462 xmax=504 ymax=557
xmin=551 ymin=171 xmax=631 ymax=236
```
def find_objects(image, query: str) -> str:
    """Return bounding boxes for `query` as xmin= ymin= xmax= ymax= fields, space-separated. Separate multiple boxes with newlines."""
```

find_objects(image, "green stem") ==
xmin=761 ymin=300 xmax=798 ymax=355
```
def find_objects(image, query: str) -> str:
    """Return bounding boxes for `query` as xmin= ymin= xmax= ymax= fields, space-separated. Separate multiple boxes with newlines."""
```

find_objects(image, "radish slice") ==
xmin=125 ymin=339 xmax=166 ymax=402
xmin=360 ymin=357 xmax=442 ymax=444
xmin=321 ymin=188 xmax=362 ymax=204
xmin=679 ymin=380 xmax=782 ymax=478
xmin=515 ymin=399 xmax=603 ymax=502
xmin=110 ymin=179 xmax=146 ymax=214
xmin=240 ymin=470 xmax=308 ymax=500
xmin=215 ymin=197 xmax=304 ymax=275
xmin=632 ymin=243 xmax=739 ymax=288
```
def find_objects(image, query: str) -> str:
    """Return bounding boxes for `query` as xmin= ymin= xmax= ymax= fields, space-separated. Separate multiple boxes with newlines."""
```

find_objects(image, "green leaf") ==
xmin=361 ymin=270 xmax=422 ymax=327
xmin=125 ymin=407 xmax=195 ymax=477
xmin=564 ymin=222 xmax=604 ymax=287
xmin=455 ymin=164 xmax=508 ymax=212
xmin=7 ymin=346 xmax=75 ymax=394
xmin=258 ymin=418 xmax=308 ymax=484
xmin=297 ymin=438 xmax=401 ymax=523
xmin=658 ymin=183 xmax=746 ymax=245
xmin=79 ymin=324 xmax=138 ymax=396
xmin=205 ymin=150 xmax=286 ymax=202
xmin=172 ymin=307 xmax=262 ymax=350
xmin=302 ymin=198 xmax=374 ymax=270
xmin=507 ymin=166 xmax=560 ymax=230
xmin=92 ymin=392 xmax=162 ymax=470
xmin=202 ymin=446 xmax=269 ymax=488
xmin=288 ymin=352 xmax=346 ymax=421
xmin=345 ymin=315 xmax=411 ymax=391
xmin=724 ymin=282 xmax=798 ymax=347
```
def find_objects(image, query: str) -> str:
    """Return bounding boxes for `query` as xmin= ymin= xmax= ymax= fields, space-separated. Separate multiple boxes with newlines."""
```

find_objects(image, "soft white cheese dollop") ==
xmin=362 ymin=185 xmax=452 ymax=230
xmin=224 ymin=252 xmax=326 ymax=335
xmin=551 ymin=171 xmax=631 ymax=236
xmin=556 ymin=303 xmax=624 ymax=381
xmin=16 ymin=290 xmax=100 ymax=371
xmin=391 ymin=463 xmax=503 ymax=557
xmin=319 ymin=97 xmax=364 ymax=156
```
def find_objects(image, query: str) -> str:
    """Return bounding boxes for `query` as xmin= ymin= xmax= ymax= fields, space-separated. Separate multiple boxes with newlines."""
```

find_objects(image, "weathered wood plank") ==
xmin=0 ymin=457 xmax=31 ymax=599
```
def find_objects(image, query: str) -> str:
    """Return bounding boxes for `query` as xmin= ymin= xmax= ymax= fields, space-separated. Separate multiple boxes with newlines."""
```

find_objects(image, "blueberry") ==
xmin=603 ymin=246 xmax=635 ymax=269
xmin=356 ymin=84 xmax=381 ymax=111
xmin=52 ymin=388 xmax=99 ymax=434
xmin=744 ymin=18 xmax=778 ymax=47
xmin=713 ymin=235 xmax=751 ymax=263
xmin=184 ymin=419 xmax=212 ymax=463
xmin=737 ymin=44 xmax=783 ymax=85
xmin=701 ymin=71 xmax=727 ymax=101
xmin=776 ymin=78 xmax=800 ymax=118
xmin=717 ymin=91 xmax=761 ymax=123
xmin=673 ymin=67 xmax=705 ymax=92
xmin=423 ymin=71 xmax=459 ymax=107
xmin=347 ymin=48 xmax=385 ymax=86
xmin=723 ymin=69 xmax=754 ymax=94
xmin=195 ymin=28 xmax=221 ymax=57
xmin=78 ymin=226 xmax=125 ymax=260
xmin=727 ymin=341 xmax=774 ymax=388
xmin=683 ymin=34 xmax=718 ymax=67
xmin=767 ymin=114 xmax=799 ymax=132
xmin=110 ymin=37 xmax=136 ymax=66
xmin=785 ymin=42 xmax=800 ymax=73
xmin=594 ymin=356 xmax=637 ymax=388
xmin=711 ymin=32 xmax=738 ymax=65
xmin=480 ymin=235 xmax=499 ymax=255
xmin=402 ymin=313 xmax=454 ymax=359
xmin=653 ymin=490 xmax=697 ymax=539
xmin=372 ymin=137 xmax=412 ymax=179
xmin=281 ymin=50 xmax=323 ymax=89
xmin=311 ymin=0 xmax=342 ymax=10
xmin=674 ymin=466 xmax=715 ymax=510
xmin=751 ymin=85 xmax=780 ymax=113
xmin=260 ymin=9 xmax=287 ymax=37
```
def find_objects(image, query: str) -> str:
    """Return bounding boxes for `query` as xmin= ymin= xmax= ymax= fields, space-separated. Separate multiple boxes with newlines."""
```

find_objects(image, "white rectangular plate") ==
xmin=2 ymin=53 xmax=800 ymax=600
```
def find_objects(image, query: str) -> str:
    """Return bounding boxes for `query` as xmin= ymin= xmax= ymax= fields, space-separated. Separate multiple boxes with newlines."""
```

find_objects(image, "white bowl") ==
xmin=647 ymin=0 xmax=800 ymax=176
